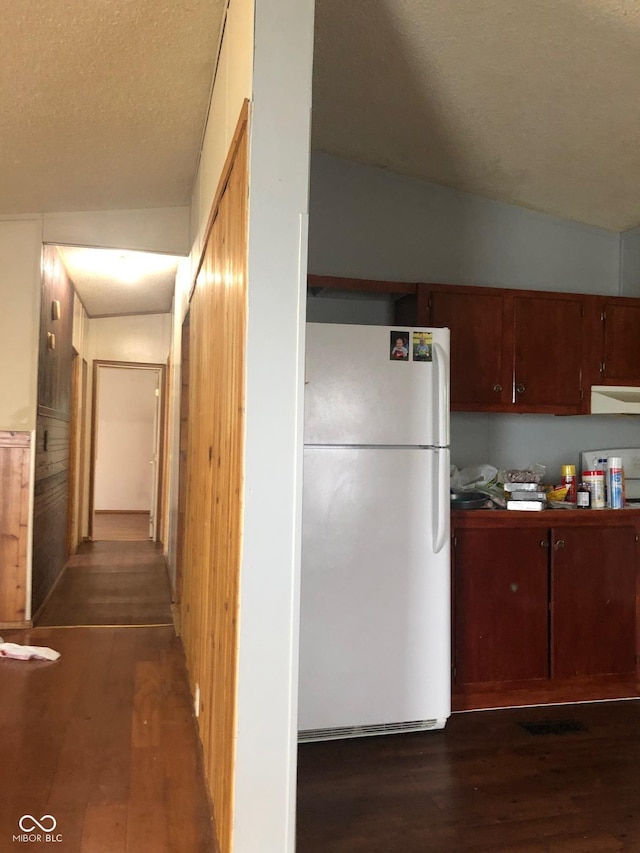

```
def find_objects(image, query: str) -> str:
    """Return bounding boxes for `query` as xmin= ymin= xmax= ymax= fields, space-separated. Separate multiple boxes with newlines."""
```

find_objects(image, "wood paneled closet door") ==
xmin=180 ymin=101 xmax=249 ymax=853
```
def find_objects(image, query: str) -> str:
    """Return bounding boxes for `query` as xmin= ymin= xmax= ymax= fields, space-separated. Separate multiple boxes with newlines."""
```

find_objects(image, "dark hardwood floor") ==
xmin=37 ymin=541 xmax=173 ymax=627
xmin=0 ymin=624 xmax=216 ymax=852
xmin=93 ymin=511 xmax=151 ymax=541
xmin=297 ymin=699 xmax=640 ymax=852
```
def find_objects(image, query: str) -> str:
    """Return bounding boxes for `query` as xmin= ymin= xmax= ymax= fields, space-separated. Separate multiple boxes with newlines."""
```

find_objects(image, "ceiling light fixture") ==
xmin=64 ymin=248 xmax=179 ymax=285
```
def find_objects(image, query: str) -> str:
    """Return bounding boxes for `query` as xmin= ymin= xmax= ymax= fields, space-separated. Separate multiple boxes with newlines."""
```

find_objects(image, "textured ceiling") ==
xmin=0 ymin=0 xmax=224 ymax=316
xmin=5 ymin=0 xmax=639 ymax=317
xmin=313 ymin=0 xmax=640 ymax=231
xmin=0 ymin=0 xmax=225 ymax=214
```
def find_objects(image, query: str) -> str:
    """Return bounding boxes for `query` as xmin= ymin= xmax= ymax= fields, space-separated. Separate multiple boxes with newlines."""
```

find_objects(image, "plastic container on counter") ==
xmin=583 ymin=470 xmax=606 ymax=509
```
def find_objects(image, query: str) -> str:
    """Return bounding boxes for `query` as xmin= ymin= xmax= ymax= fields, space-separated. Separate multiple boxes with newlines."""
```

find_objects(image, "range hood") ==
xmin=591 ymin=385 xmax=640 ymax=414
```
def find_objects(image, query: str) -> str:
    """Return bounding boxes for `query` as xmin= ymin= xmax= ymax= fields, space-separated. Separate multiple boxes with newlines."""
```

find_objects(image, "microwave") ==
xmin=580 ymin=448 xmax=640 ymax=503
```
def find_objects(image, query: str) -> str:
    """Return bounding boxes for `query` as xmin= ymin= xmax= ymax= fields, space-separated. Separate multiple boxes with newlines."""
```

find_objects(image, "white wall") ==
xmin=44 ymin=207 xmax=190 ymax=256
xmin=94 ymin=367 xmax=159 ymax=511
xmin=309 ymin=151 xmax=621 ymax=294
xmin=0 ymin=218 xmax=43 ymax=431
xmin=308 ymin=152 xmax=640 ymax=479
xmin=88 ymin=313 xmax=171 ymax=364
xmin=306 ymin=293 xmax=395 ymax=325
xmin=621 ymin=226 xmax=640 ymax=298
xmin=237 ymin=0 xmax=313 ymax=850
xmin=450 ymin=412 xmax=640 ymax=480
xmin=191 ymin=0 xmax=253 ymax=272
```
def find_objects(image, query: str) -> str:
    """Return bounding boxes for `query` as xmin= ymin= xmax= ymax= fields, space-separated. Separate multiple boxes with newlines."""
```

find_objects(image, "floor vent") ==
xmin=519 ymin=719 xmax=587 ymax=736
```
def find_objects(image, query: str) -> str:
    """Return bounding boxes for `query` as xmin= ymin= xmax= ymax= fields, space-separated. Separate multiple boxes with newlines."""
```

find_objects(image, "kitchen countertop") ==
xmin=451 ymin=506 xmax=640 ymax=527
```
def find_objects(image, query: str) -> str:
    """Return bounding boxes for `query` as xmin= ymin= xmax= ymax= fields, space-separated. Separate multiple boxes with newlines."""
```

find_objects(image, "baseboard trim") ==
xmin=0 ymin=620 xmax=32 ymax=630
xmin=94 ymin=510 xmax=151 ymax=515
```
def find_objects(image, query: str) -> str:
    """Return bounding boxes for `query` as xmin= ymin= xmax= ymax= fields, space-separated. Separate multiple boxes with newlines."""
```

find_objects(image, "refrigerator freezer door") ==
xmin=304 ymin=323 xmax=450 ymax=447
xmin=298 ymin=446 xmax=451 ymax=737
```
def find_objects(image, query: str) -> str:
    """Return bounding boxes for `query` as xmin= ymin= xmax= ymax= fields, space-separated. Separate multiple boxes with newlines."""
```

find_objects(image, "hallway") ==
xmin=36 ymin=540 xmax=173 ymax=628
xmin=0 ymin=542 xmax=216 ymax=852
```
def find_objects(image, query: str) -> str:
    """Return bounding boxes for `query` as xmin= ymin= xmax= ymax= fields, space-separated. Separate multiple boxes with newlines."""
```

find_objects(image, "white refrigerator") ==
xmin=298 ymin=322 xmax=451 ymax=742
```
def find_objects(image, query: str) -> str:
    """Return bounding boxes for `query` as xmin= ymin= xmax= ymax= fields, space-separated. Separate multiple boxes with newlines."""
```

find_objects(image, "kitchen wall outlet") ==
xmin=194 ymin=683 xmax=200 ymax=718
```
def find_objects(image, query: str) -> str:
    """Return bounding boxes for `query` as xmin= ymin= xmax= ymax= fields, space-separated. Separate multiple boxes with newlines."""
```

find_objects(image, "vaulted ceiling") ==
xmin=2 ymin=1 xmax=640 ymax=312
xmin=313 ymin=0 xmax=640 ymax=232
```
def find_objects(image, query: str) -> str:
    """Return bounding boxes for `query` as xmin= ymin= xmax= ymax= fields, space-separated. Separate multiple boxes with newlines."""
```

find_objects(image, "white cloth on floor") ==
xmin=0 ymin=642 xmax=60 ymax=661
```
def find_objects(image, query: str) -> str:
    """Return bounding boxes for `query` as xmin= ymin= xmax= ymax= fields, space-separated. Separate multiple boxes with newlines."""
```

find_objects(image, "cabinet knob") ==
xmin=493 ymin=384 xmax=502 ymax=393
xmin=553 ymin=539 xmax=566 ymax=550
xmin=540 ymin=540 xmax=549 ymax=548
xmin=516 ymin=383 xmax=526 ymax=394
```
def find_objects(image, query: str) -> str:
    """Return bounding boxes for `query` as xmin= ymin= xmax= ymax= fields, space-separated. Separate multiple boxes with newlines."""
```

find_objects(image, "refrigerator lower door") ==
xmin=298 ymin=446 xmax=451 ymax=740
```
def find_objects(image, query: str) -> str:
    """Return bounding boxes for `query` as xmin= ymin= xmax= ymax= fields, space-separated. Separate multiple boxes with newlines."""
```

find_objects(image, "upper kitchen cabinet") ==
xmin=421 ymin=285 xmax=511 ymax=410
xmin=511 ymin=293 xmax=584 ymax=414
xmin=418 ymin=284 xmax=586 ymax=414
xmin=307 ymin=275 xmax=589 ymax=414
xmin=599 ymin=298 xmax=640 ymax=385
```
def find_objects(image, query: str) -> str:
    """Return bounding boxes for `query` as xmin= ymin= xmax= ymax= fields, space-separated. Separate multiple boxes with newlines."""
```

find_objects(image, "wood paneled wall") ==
xmin=180 ymin=103 xmax=248 ymax=853
xmin=32 ymin=413 xmax=70 ymax=612
xmin=38 ymin=245 xmax=74 ymax=416
xmin=0 ymin=431 xmax=30 ymax=625
xmin=32 ymin=246 xmax=74 ymax=615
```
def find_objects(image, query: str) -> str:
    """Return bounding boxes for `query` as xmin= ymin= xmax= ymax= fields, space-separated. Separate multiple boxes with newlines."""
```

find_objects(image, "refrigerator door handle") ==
xmin=433 ymin=342 xmax=450 ymax=448
xmin=433 ymin=448 xmax=449 ymax=555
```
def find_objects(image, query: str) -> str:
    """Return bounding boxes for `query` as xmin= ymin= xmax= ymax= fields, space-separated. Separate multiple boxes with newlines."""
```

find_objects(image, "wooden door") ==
xmin=179 ymin=103 xmax=248 ymax=853
xmin=428 ymin=286 xmax=511 ymax=410
xmin=602 ymin=300 xmax=640 ymax=384
xmin=513 ymin=294 xmax=584 ymax=413
xmin=551 ymin=525 xmax=637 ymax=678
xmin=454 ymin=527 xmax=549 ymax=684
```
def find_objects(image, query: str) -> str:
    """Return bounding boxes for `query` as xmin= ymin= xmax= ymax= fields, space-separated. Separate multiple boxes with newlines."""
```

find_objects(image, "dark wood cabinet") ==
xmin=512 ymin=294 xmax=584 ymax=413
xmin=600 ymin=299 xmax=640 ymax=385
xmin=454 ymin=527 xmax=548 ymax=684
xmin=418 ymin=283 xmax=586 ymax=414
xmin=452 ymin=511 xmax=640 ymax=710
xmin=551 ymin=525 xmax=637 ymax=678
xmin=306 ymin=274 xmax=640 ymax=414
xmin=428 ymin=287 xmax=511 ymax=409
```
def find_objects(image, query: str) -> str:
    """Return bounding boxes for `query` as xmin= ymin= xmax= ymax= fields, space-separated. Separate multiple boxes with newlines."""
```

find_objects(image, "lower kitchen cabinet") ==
xmin=454 ymin=527 xmax=548 ymax=684
xmin=452 ymin=512 xmax=640 ymax=708
xmin=551 ymin=525 xmax=637 ymax=678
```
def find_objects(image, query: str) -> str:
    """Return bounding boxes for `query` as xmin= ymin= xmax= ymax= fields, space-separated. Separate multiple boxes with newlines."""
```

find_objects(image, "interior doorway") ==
xmin=89 ymin=361 xmax=165 ymax=541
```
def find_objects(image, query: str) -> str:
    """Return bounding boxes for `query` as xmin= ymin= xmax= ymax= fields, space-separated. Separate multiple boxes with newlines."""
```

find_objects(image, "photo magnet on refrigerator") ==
xmin=390 ymin=331 xmax=409 ymax=361
xmin=412 ymin=331 xmax=433 ymax=362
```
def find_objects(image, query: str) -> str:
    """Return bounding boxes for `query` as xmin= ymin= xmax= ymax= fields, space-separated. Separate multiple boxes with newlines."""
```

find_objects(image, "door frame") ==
xmin=66 ymin=350 xmax=88 ymax=554
xmin=89 ymin=360 xmax=166 ymax=541
xmin=174 ymin=309 xmax=190 ymax=605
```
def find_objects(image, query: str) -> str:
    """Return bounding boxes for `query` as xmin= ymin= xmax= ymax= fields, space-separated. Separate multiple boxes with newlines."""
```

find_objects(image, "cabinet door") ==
xmin=513 ymin=295 xmax=584 ymax=413
xmin=551 ymin=526 xmax=637 ymax=678
xmin=429 ymin=288 xmax=510 ymax=410
xmin=602 ymin=300 xmax=640 ymax=384
xmin=454 ymin=527 xmax=549 ymax=684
